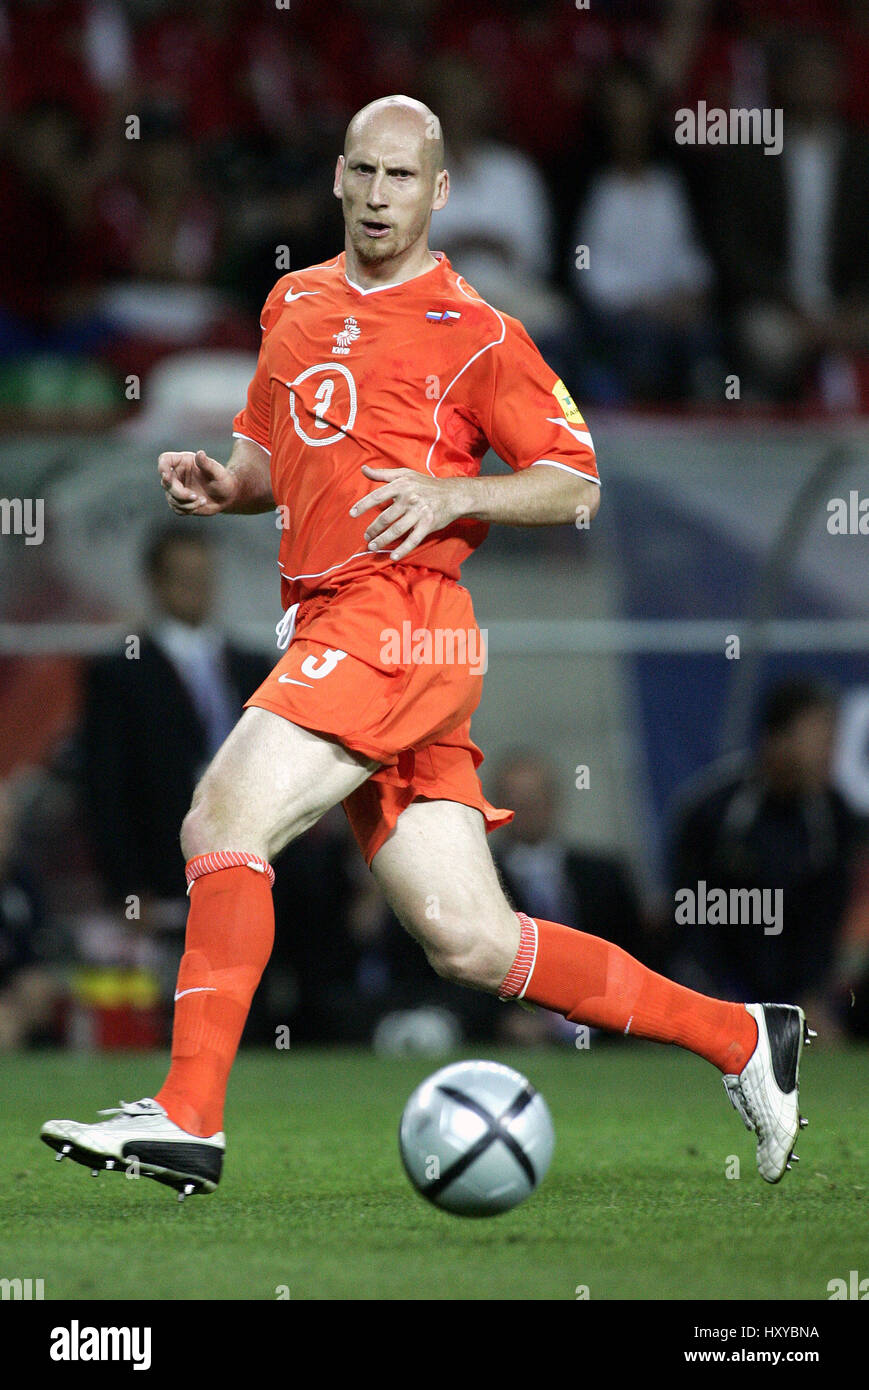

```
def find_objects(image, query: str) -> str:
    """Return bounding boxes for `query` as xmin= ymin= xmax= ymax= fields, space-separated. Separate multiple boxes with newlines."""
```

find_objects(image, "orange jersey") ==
xmin=232 ymin=251 xmax=598 ymax=606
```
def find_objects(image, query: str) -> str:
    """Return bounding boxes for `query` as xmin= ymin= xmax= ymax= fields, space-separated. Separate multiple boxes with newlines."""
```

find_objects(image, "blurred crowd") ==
xmin=1 ymin=0 xmax=868 ymax=414
xmin=3 ymin=0 xmax=869 ymax=1054
xmin=2 ymin=526 xmax=868 ymax=1054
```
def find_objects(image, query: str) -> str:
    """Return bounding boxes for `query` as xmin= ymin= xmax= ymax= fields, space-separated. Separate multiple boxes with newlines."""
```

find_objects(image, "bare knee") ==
xmin=420 ymin=908 xmax=520 ymax=993
xmin=180 ymin=799 xmax=224 ymax=861
xmin=180 ymin=788 xmax=268 ymax=861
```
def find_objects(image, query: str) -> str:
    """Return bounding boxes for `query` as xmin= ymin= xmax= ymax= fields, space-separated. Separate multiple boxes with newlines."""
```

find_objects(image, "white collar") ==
xmin=343 ymin=252 xmax=443 ymax=296
xmin=153 ymin=619 xmax=222 ymax=666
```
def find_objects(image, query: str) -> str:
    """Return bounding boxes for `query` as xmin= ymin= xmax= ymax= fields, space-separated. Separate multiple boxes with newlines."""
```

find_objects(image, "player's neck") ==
xmin=343 ymin=240 xmax=439 ymax=292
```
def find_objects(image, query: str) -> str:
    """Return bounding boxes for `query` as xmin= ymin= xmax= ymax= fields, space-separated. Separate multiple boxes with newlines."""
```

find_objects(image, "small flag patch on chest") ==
xmin=426 ymin=310 xmax=462 ymax=322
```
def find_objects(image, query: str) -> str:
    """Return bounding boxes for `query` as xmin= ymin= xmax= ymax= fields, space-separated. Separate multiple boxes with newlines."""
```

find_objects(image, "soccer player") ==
xmin=42 ymin=96 xmax=811 ymax=1198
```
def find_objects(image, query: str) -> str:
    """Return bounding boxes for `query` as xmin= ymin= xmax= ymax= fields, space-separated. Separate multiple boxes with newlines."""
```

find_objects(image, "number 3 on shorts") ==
xmin=300 ymin=649 xmax=348 ymax=680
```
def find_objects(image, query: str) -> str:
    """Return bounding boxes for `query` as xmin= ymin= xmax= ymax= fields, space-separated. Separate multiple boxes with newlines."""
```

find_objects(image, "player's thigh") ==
xmin=370 ymin=798 xmax=520 ymax=989
xmin=183 ymin=706 xmax=379 ymax=862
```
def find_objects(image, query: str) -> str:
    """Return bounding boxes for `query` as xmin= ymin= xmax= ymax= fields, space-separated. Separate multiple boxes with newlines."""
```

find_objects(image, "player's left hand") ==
xmin=350 ymin=465 xmax=465 ymax=562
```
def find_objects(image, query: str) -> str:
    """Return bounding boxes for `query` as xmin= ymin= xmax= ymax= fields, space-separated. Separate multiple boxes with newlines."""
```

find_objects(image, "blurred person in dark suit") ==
xmin=711 ymin=34 xmax=869 ymax=406
xmin=81 ymin=526 xmax=269 ymax=920
xmin=79 ymin=527 xmax=375 ymax=1045
xmin=491 ymin=749 xmax=645 ymax=955
xmin=0 ymin=780 xmax=57 ymax=1049
xmin=490 ymin=749 xmax=646 ymax=1043
xmin=669 ymin=677 xmax=866 ymax=1035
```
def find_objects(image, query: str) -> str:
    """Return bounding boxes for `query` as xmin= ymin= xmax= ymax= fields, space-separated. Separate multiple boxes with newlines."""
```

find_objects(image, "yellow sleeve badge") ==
xmin=551 ymin=378 xmax=585 ymax=427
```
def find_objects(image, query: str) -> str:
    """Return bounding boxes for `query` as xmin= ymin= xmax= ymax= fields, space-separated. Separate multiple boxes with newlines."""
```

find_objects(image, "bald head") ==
xmin=345 ymin=95 xmax=445 ymax=180
xmin=335 ymin=93 xmax=449 ymax=277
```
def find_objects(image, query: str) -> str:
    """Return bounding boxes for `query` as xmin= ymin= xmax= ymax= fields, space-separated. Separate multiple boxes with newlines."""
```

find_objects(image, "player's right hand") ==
xmin=157 ymin=450 xmax=238 ymax=516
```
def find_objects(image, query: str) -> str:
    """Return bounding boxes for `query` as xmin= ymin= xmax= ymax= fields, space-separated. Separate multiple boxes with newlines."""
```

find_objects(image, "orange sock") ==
xmin=155 ymin=853 xmax=275 ymax=1136
xmin=501 ymin=913 xmax=758 ymax=1074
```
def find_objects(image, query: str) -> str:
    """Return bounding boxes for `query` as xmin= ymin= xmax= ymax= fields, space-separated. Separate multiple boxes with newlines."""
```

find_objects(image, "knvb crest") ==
xmin=332 ymin=317 xmax=361 ymax=355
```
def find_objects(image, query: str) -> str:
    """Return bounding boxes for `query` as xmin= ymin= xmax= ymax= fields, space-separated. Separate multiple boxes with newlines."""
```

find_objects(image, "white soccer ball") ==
xmin=398 ymin=1059 xmax=555 ymax=1217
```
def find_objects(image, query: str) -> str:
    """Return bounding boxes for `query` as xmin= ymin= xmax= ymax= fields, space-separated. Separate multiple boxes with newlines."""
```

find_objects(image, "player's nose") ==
xmin=367 ymin=172 xmax=388 ymax=205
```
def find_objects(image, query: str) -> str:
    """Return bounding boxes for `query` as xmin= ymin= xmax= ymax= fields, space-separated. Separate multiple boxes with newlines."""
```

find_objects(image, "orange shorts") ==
xmin=245 ymin=566 xmax=513 ymax=864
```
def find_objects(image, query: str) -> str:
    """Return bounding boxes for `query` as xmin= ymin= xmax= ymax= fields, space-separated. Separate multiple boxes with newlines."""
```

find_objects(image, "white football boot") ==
xmin=41 ymin=1098 xmax=224 ymax=1201
xmin=723 ymin=1003 xmax=814 ymax=1183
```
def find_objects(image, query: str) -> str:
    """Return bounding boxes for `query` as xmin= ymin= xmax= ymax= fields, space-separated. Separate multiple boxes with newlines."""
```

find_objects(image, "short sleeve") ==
xmin=471 ymin=313 xmax=599 ymax=484
xmin=231 ymin=280 xmax=288 ymax=454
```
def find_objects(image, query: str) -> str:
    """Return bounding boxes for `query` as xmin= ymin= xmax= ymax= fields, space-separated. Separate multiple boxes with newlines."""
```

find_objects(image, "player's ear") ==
xmin=333 ymin=155 xmax=345 ymax=199
xmin=431 ymin=167 xmax=449 ymax=213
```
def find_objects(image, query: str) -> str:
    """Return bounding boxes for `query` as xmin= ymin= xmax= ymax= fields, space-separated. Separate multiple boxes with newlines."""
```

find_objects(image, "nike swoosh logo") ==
xmin=174 ymin=986 xmax=217 ymax=1002
xmin=277 ymin=674 xmax=314 ymax=687
xmin=284 ymin=289 xmax=320 ymax=302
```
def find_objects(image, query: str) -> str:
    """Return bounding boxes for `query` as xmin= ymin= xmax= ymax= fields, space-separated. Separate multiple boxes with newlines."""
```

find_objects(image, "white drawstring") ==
xmin=275 ymin=602 xmax=300 ymax=651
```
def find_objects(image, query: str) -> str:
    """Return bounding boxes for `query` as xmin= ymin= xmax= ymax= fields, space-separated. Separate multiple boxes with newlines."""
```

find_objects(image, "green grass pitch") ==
xmin=1 ymin=1043 xmax=866 ymax=1300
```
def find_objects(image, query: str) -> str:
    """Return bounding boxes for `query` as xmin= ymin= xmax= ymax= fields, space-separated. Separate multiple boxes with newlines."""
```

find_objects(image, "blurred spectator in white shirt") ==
xmin=426 ymin=54 xmax=573 ymax=362
xmin=571 ymin=61 xmax=719 ymax=404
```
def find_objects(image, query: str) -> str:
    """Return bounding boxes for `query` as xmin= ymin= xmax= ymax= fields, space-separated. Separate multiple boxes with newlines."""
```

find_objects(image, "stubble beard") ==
xmin=352 ymin=232 xmax=399 ymax=265
xmin=347 ymin=204 xmax=429 ymax=268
